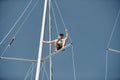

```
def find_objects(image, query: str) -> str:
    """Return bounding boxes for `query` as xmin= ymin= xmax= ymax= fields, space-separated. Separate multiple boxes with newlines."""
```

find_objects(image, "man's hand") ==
xmin=65 ymin=29 xmax=68 ymax=33
xmin=43 ymin=40 xmax=45 ymax=43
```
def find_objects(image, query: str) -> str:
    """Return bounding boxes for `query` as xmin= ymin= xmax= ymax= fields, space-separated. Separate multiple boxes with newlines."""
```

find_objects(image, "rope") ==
xmin=107 ymin=9 xmax=120 ymax=48
xmin=42 ymin=68 xmax=45 ymax=80
xmin=51 ymin=1 xmax=59 ymax=36
xmin=24 ymin=63 xmax=37 ymax=80
xmin=42 ymin=62 xmax=45 ymax=80
xmin=37 ymin=62 xmax=46 ymax=80
xmin=105 ymin=51 xmax=108 ymax=80
xmin=105 ymin=9 xmax=120 ymax=80
xmin=0 ymin=45 xmax=9 ymax=57
xmin=44 ymin=1 xmax=75 ymax=80
xmin=43 ymin=61 xmax=49 ymax=80
xmin=53 ymin=0 xmax=72 ymax=43
xmin=0 ymin=0 xmax=33 ymax=45
xmin=41 ymin=61 xmax=49 ymax=80
xmin=52 ymin=0 xmax=72 ymax=43
xmin=14 ymin=0 xmax=40 ymax=37
xmin=0 ymin=36 xmax=15 ymax=57
xmin=71 ymin=46 xmax=77 ymax=80
xmin=53 ymin=0 xmax=66 ymax=29
xmin=0 ymin=0 xmax=39 ymax=57
xmin=31 ymin=63 xmax=35 ymax=80
xmin=24 ymin=63 xmax=34 ymax=80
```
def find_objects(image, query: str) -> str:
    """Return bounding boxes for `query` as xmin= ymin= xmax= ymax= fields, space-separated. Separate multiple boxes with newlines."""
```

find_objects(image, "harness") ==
xmin=56 ymin=38 xmax=63 ymax=50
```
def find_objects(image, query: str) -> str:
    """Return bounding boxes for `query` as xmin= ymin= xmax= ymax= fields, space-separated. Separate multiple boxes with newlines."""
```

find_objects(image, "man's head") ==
xmin=59 ymin=33 xmax=64 ymax=39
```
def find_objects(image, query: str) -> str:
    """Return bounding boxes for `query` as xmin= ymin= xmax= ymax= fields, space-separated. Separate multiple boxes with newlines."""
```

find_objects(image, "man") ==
xmin=43 ymin=30 xmax=69 ymax=51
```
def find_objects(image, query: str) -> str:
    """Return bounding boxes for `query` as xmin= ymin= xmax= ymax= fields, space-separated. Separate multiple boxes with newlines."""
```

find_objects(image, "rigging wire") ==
xmin=42 ymin=61 xmax=49 ymax=80
xmin=107 ymin=9 xmax=120 ymax=48
xmin=53 ymin=0 xmax=66 ymax=29
xmin=49 ymin=0 xmax=53 ymax=80
xmin=0 ymin=0 xmax=39 ymax=57
xmin=31 ymin=63 xmax=35 ymax=80
xmin=43 ymin=62 xmax=49 ymax=80
xmin=71 ymin=46 xmax=77 ymax=80
xmin=38 ymin=62 xmax=47 ymax=80
xmin=52 ymin=2 xmax=76 ymax=80
xmin=51 ymin=1 xmax=59 ymax=36
xmin=105 ymin=9 xmax=120 ymax=80
xmin=0 ymin=45 xmax=9 ymax=57
xmin=14 ymin=0 xmax=40 ymax=37
xmin=41 ymin=62 xmax=45 ymax=80
xmin=0 ymin=37 xmax=15 ymax=57
xmin=0 ymin=0 xmax=33 ymax=45
xmin=53 ymin=0 xmax=72 ymax=43
xmin=24 ymin=63 xmax=34 ymax=80
xmin=0 ymin=1 xmax=76 ymax=80
xmin=49 ymin=1 xmax=76 ymax=80
xmin=42 ymin=64 xmax=45 ymax=80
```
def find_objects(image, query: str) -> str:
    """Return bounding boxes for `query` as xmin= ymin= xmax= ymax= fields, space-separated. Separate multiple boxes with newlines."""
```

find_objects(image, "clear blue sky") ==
xmin=0 ymin=0 xmax=120 ymax=80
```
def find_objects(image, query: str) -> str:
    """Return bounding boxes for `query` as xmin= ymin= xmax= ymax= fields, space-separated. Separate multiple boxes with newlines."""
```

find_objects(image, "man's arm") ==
xmin=43 ymin=40 xmax=55 ymax=44
xmin=64 ymin=29 xmax=69 ymax=40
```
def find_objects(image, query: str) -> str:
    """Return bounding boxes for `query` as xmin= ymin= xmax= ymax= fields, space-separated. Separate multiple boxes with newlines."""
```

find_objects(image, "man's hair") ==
xmin=59 ymin=33 xmax=64 ymax=36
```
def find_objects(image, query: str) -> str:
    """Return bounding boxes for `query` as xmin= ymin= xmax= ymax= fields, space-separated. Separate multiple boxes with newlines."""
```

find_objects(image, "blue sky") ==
xmin=0 ymin=0 xmax=120 ymax=80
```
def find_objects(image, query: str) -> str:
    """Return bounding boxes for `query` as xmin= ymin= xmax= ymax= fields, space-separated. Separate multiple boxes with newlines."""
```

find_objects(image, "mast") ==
xmin=35 ymin=0 xmax=48 ymax=80
xmin=49 ymin=0 xmax=53 ymax=80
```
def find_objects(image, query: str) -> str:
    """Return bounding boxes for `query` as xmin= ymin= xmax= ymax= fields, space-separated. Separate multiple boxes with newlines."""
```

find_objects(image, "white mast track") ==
xmin=35 ymin=0 xmax=48 ymax=80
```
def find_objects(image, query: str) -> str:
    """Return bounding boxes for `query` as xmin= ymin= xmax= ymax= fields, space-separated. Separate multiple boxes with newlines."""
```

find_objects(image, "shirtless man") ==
xmin=43 ymin=30 xmax=69 ymax=51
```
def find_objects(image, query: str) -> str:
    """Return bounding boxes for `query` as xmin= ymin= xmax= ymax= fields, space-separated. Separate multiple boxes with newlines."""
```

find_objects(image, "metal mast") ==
xmin=49 ymin=0 xmax=53 ymax=80
xmin=35 ymin=0 xmax=48 ymax=80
